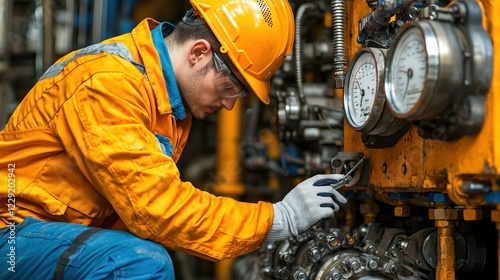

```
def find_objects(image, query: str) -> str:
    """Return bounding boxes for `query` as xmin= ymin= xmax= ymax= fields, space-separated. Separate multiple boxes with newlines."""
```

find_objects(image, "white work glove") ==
xmin=265 ymin=174 xmax=347 ymax=242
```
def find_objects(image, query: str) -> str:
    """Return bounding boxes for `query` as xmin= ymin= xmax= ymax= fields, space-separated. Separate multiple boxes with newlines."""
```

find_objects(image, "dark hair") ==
xmin=170 ymin=19 xmax=222 ymax=51
xmin=168 ymin=10 xmax=237 ymax=71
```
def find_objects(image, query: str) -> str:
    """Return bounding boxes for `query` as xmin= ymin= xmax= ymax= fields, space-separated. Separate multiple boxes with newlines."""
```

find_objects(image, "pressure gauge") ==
xmin=344 ymin=48 xmax=387 ymax=133
xmin=384 ymin=20 xmax=464 ymax=120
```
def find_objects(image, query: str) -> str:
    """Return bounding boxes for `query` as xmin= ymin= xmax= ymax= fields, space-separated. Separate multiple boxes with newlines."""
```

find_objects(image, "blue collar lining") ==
xmin=151 ymin=22 xmax=187 ymax=120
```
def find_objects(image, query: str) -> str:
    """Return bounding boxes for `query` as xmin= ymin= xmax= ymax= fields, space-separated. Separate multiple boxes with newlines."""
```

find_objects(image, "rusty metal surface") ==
xmin=343 ymin=0 xmax=499 ymax=208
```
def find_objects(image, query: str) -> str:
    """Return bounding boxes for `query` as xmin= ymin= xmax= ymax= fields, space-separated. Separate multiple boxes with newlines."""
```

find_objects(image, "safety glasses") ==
xmin=212 ymin=51 xmax=249 ymax=99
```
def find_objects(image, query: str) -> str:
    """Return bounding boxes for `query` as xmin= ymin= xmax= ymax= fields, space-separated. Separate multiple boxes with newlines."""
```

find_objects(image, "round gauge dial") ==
xmin=384 ymin=20 xmax=464 ymax=120
xmin=390 ymin=31 xmax=426 ymax=114
xmin=346 ymin=53 xmax=376 ymax=127
xmin=344 ymin=48 xmax=386 ymax=133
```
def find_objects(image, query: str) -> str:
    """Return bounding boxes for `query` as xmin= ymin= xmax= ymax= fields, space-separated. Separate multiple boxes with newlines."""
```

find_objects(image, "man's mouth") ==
xmin=209 ymin=106 xmax=222 ymax=113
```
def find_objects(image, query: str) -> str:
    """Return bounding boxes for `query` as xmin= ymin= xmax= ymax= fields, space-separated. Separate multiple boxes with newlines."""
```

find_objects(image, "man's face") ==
xmin=177 ymin=53 xmax=240 ymax=119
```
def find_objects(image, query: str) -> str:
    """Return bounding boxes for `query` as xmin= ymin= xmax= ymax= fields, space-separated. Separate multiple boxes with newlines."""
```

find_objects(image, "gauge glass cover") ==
xmin=345 ymin=52 xmax=378 ymax=129
xmin=386 ymin=27 xmax=427 ymax=115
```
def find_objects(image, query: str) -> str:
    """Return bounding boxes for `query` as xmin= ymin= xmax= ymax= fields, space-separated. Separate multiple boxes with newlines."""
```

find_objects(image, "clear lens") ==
xmin=213 ymin=72 xmax=246 ymax=98
xmin=212 ymin=51 xmax=249 ymax=99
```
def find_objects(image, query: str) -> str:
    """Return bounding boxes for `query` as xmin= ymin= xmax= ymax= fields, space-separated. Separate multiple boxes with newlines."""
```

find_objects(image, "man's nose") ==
xmin=221 ymin=97 xmax=237 ymax=111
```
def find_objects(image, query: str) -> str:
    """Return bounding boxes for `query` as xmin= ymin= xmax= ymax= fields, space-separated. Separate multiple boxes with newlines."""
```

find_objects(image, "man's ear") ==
xmin=188 ymin=39 xmax=212 ymax=65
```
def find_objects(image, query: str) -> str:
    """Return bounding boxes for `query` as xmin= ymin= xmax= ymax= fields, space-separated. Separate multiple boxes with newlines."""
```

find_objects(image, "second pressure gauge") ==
xmin=344 ymin=48 xmax=387 ymax=133
xmin=384 ymin=20 xmax=465 ymax=120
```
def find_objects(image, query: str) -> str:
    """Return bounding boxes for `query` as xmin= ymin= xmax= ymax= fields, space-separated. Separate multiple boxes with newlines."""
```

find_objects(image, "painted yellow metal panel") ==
xmin=343 ymin=0 xmax=499 ymax=208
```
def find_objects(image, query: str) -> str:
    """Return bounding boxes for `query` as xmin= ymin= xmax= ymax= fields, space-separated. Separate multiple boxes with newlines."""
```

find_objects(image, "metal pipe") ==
xmin=215 ymin=100 xmax=245 ymax=280
xmin=77 ymin=0 xmax=88 ymax=48
xmin=0 ymin=0 xmax=13 ymax=129
xmin=331 ymin=0 xmax=347 ymax=88
xmin=0 ymin=0 xmax=7 ymax=56
xmin=294 ymin=3 xmax=315 ymax=104
xmin=430 ymin=206 xmax=458 ymax=280
xmin=66 ymin=0 xmax=75 ymax=51
xmin=92 ymin=0 xmax=106 ymax=43
xmin=215 ymin=100 xmax=245 ymax=197
xmin=358 ymin=0 xmax=420 ymax=44
xmin=43 ymin=0 xmax=55 ymax=71
xmin=435 ymin=220 xmax=456 ymax=280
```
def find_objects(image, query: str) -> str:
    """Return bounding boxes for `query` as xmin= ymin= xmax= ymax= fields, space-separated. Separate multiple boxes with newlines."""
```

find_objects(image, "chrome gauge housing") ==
xmin=384 ymin=20 xmax=464 ymax=120
xmin=344 ymin=48 xmax=386 ymax=133
xmin=344 ymin=47 xmax=407 ymax=137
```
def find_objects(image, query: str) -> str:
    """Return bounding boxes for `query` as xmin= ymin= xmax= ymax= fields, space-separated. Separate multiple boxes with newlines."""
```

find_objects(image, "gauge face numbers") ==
xmin=345 ymin=51 xmax=379 ymax=130
xmin=386 ymin=27 xmax=427 ymax=116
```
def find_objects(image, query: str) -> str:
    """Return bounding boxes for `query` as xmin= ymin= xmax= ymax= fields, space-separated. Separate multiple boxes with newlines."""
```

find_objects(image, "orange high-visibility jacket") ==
xmin=0 ymin=18 xmax=273 ymax=261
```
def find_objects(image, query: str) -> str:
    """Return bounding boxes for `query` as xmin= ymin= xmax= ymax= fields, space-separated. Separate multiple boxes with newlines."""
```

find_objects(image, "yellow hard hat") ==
xmin=189 ymin=0 xmax=295 ymax=104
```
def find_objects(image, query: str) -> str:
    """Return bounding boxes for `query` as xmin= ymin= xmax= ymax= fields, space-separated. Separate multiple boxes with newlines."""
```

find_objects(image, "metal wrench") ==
xmin=331 ymin=156 xmax=365 ymax=189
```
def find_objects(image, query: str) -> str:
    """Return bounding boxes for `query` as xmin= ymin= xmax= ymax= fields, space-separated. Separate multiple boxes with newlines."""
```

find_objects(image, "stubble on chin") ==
xmin=183 ymin=99 xmax=208 ymax=120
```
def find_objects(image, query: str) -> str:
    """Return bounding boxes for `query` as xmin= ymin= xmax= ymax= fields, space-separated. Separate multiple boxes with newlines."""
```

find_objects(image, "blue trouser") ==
xmin=0 ymin=217 xmax=175 ymax=279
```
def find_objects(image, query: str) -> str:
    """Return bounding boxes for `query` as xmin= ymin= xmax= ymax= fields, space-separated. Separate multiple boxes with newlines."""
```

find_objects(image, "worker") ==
xmin=0 ymin=0 xmax=346 ymax=279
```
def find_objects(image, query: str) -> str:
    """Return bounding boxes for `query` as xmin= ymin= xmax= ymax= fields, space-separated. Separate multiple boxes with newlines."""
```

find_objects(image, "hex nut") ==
xmin=463 ymin=208 xmax=483 ymax=221
xmin=429 ymin=208 xmax=457 ymax=220
xmin=490 ymin=210 xmax=500 ymax=222
xmin=394 ymin=206 xmax=410 ymax=217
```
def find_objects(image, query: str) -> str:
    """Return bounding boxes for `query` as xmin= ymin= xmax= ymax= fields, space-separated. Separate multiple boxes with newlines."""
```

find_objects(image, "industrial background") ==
xmin=1 ymin=0 xmax=499 ymax=279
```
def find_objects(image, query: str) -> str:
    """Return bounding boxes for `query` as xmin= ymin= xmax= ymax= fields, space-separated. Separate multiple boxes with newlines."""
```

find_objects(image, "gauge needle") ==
xmin=400 ymin=68 xmax=412 ymax=98
xmin=360 ymin=89 xmax=365 ymax=107
xmin=356 ymin=81 xmax=365 ymax=107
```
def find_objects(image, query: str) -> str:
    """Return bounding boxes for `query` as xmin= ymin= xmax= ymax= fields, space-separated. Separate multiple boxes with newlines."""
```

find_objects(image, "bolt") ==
xmin=295 ymin=272 xmax=307 ymax=280
xmin=368 ymin=259 xmax=378 ymax=270
xmin=345 ymin=234 xmax=356 ymax=245
xmin=277 ymin=268 xmax=289 ymax=278
xmin=310 ymin=248 xmax=322 ymax=262
xmin=266 ymin=243 xmax=275 ymax=252
xmin=461 ymin=182 xmax=491 ymax=193
xmin=366 ymin=244 xmax=376 ymax=253
xmin=296 ymin=235 xmax=305 ymax=242
xmin=332 ymin=159 xmax=342 ymax=168
xmin=327 ymin=235 xmax=339 ymax=249
xmin=359 ymin=225 xmax=368 ymax=235
xmin=281 ymin=252 xmax=293 ymax=263
xmin=350 ymin=259 xmax=360 ymax=270
xmin=399 ymin=240 xmax=408 ymax=251
xmin=389 ymin=264 xmax=398 ymax=273
xmin=262 ymin=268 xmax=271 ymax=275
xmin=329 ymin=271 xmax=342 ymax=280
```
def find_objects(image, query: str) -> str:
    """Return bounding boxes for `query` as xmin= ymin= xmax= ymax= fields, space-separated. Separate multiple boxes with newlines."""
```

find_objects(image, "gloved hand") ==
xmin=265 ymin=174 xmax=347 ymax=242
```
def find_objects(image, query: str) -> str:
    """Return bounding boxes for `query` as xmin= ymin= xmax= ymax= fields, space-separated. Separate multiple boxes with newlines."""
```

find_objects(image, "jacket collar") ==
xmin=131 ymin=19 xmax=188 ymax=121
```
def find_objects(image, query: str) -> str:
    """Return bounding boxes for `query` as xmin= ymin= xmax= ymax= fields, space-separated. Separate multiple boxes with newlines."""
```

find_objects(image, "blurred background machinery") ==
xmin=1 ymin=0 xmax=499 ymax=279
xmin=231 ymin=0 xmax=499 ymax=279
xmin=0 ymin=0 xmax=190 ymax=129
